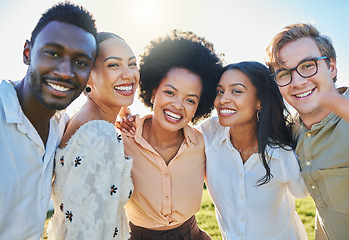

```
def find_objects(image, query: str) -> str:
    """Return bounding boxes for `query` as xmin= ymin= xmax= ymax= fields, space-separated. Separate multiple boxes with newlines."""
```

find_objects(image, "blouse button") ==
xmin=306 ymin=132 xmax=312 ymax=137
xmin=306 ymin=161 xmax=311 ymax=166
xmin=311 ymin=185 xmax=316 ymax=190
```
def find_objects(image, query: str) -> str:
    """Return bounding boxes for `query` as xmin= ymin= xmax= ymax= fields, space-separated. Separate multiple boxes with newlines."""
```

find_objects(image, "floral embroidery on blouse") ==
xmin=47 ymin=120 xmax=133 ymax=240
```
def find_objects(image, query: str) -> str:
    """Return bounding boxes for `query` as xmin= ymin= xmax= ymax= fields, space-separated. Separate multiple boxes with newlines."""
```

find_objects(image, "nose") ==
xmin=218 ymin=92 xmax=231 ymax=105
xmin=290 ymin=71 xmax=307 ymax=88
xmin=121 ymin=66 xmax=133 ymax=80
xmin=54 ymin=57 xmax=74 ymax=79
xmin=171 ymin=97 xmax=184 ymax=110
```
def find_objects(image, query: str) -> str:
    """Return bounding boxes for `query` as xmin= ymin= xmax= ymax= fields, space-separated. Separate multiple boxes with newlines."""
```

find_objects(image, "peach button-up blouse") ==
xmin=123 ymin=115 xmax=206 ymax=230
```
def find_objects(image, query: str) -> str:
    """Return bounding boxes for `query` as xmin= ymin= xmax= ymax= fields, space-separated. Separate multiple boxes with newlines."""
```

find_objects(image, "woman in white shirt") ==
xmin=47 ymin=32 xmax=138 ymax=240
xmin=199 ymin=61 xmax=309 ymax=240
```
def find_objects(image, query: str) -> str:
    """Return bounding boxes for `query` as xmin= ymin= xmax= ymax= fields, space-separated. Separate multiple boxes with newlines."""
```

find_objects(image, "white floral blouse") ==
xmin=47 ymin=120 xmax=133 ymax=240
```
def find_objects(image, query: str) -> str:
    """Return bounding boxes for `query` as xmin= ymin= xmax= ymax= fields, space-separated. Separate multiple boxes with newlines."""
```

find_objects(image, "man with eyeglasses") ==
xmin=266 ymin=23 xmax=349 ymax=240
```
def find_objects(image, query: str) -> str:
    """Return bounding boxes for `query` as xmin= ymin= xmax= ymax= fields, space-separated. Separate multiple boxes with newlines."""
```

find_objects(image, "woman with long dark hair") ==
xmin=48 ymin=32 xmax=138 ymax=239
xmin=199 ymin=61 xmax=309 ymax=240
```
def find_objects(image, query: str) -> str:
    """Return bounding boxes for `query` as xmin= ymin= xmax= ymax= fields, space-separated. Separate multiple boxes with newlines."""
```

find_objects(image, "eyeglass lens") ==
xmin=275 ymin=59 xmax=317 ymax=86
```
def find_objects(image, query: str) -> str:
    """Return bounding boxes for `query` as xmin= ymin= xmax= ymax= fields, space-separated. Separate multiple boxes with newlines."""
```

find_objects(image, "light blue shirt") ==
xmin=0 ymin=80 xmax=68 ymax=240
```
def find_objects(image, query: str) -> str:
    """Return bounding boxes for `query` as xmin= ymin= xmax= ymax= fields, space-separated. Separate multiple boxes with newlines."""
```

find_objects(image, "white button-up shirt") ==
xmin=199 ymin=117 xmax=309 ymax=240
xmin=0 ymin=80 xmax=68 ymax=240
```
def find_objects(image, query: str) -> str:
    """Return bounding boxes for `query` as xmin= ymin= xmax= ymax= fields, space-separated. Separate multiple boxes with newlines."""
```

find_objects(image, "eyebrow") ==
xmin=217 ymin=83 xmax=247 ymax=89
xmin=43 ymin=42 xmax=94 ymax=61
xmin=279 ymin=56 xmax=317 ymax=70
xmin=104 ymin=56 xmax=136 ymax=62
xmin=165 ymin=84 xmax=200 ymax=99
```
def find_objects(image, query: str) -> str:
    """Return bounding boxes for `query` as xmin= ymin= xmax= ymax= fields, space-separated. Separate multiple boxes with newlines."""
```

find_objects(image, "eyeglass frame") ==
xmin=271 ymin=56 xmax=328 ymax=87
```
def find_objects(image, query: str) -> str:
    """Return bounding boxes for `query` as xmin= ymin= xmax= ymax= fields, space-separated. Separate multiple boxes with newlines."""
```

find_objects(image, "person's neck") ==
xmin=299 ymin=107 xmax=331 ymax=130
xmin=86 ymin=94 xmax=120 ymax=124
xmin=143 ymin=117 xmax=183 ymax=149
xmin=14 ymin=79 xmax=55 ymax=145
xmin=229 ymin=124 xmax=258 ymax=162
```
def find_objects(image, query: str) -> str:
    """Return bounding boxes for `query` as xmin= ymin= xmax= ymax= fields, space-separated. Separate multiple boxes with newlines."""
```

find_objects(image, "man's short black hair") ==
xmin=30 ymin=2 xmax=98 ymax=46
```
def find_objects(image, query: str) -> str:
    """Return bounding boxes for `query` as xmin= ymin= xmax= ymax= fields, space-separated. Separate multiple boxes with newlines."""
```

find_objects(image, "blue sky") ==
xmin=1 ymin=0 xmax=348 ymax=115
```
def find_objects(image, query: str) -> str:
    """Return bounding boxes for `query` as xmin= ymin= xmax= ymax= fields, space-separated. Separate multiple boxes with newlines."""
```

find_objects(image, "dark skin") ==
xmin=14 ymin=21 xmax=97 ymax=146
xmin=15 ymin=80 xmax=54 ymax=145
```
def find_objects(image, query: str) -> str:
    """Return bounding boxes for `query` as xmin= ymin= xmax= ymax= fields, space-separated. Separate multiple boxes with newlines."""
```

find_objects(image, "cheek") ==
xmin=31 ymin=57 xmax=52 ymax=74
xmin=278 ymin=87 xmax=289 ymax=98
xmin=188 ymin=104 xmax=199 ymax=119
xmin=134 ymin=69 xmax=140 ymax=79
xmin=134 ymin=72 xmax=140 ymax=85
xmin=213 ymin=96 xmax=220 ymax=109
xmin=77 ymin=68 xmax=93 ymax=83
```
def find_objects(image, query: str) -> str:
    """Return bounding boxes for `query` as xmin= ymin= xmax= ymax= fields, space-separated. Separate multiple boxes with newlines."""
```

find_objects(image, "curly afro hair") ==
xmin=139 ymin=30 xmax=223 ymax=124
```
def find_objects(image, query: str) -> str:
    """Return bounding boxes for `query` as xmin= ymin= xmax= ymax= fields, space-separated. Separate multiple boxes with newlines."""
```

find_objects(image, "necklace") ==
xmin=146 ymin=119 xmax=182 ymax=160
xmin=169 ymin=130 xmax=182 ymax=160
xmin=237 ymin=145 xmax=258 ymax=155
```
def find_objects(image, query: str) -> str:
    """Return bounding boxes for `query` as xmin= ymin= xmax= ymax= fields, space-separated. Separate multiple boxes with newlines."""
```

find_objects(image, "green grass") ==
xmin=44 ymin=189 xmax=315 ymax=240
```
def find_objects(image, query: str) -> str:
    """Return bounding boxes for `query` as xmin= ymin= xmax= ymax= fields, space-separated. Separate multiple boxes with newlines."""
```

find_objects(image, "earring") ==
xmin=150 ymin=97 xmax=154 ymax=104
xmin=85 ymin=86 xmax=91 ymax=93
xmin=257 ymin=109 xmax=261 ymax=122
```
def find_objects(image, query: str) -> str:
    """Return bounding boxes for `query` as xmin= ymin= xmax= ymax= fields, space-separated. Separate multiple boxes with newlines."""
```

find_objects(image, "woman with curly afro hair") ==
xmin=121 ymin=30 xmax=222 ymax=239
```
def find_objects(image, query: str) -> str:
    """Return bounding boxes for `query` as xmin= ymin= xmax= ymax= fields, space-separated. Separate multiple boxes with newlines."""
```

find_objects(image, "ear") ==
xmin=23 ymin=40 xmax=31 ymax=65
xmin=329 ymin=58 xmax=337 ymax=80
xmin=86 ymin=80 xmax=93 ymax=88
xmin=257 ymin=100 xmax=262 ymax=111
xmin=151 ymin=88 xmax=158 ymax=99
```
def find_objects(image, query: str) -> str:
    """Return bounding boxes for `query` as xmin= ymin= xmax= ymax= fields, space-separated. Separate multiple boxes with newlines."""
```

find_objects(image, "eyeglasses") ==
xmin=271 ymin=56 xmax=328 ymax=87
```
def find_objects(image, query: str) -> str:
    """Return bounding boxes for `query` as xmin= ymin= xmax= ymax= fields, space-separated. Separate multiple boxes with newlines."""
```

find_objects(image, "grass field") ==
xmin=44 ymin=189 xmax=316 ymax=239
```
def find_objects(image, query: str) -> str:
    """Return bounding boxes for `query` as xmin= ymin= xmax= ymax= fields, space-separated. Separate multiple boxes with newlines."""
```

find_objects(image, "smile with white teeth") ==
xmin=295 ymin=90 xmax=312 ymax=98
xmin=219 ymin=109 xmax=236 ymax=114
xmin=164 ymin=110 xmax=181 ymax=120
xmin=48 ymin=83 xmax=70 ymax=92
xmin=114 ymin=85 xmax=133 ymax=91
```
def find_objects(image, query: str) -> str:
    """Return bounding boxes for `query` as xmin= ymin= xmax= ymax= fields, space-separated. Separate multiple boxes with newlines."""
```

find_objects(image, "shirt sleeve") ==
xmin=280 ymin=149 xmax=309 ymax=198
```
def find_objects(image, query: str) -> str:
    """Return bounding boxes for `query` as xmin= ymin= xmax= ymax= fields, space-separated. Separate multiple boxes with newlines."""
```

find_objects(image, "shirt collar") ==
xmin=210 ymin=121 xmax=280 ymax=160
xmin=134 ymin=114 xmax=198 ymax=146
xmin=1 ymin=80 xmax=25 ymax=124
xmin=1 ymin=80 xmax=63 ymax=124
xmin=211 ymin=124 xmax=231 ymax=147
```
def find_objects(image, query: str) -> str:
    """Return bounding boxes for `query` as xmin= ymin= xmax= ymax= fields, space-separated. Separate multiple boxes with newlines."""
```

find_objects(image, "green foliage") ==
xmin=44 ymin=189 xmax=316 ymax=240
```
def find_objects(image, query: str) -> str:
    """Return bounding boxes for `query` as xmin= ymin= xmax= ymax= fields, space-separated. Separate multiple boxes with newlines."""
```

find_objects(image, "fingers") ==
xmin=115 ymin=114 xmax=137 ymax=135
xmin=119 ymin=107 xmax=131 ymax=119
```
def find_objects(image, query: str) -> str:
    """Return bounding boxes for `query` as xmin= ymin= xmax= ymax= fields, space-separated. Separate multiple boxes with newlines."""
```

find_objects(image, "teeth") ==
xmin=48 ymin=83 xmax=69 ymax=92
xmin=296 ymin=90 xmax=312 ymax=98
xmin=165 ymin=110 xmax=181 ymax=120
xmin=219 ymin=109 xmax=236 ymax=114
xmin=115 ymin=85 xmax=132 ymax=91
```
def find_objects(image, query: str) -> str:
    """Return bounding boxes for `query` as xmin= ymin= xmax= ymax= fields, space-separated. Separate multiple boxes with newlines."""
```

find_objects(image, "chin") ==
xmin=218 ymin=119 xmax=232 ymax=127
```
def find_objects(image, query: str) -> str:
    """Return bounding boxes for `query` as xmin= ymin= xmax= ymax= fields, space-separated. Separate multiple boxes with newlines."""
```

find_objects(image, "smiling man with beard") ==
xmin=0 ymin=3 xmax=97 ymax=239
